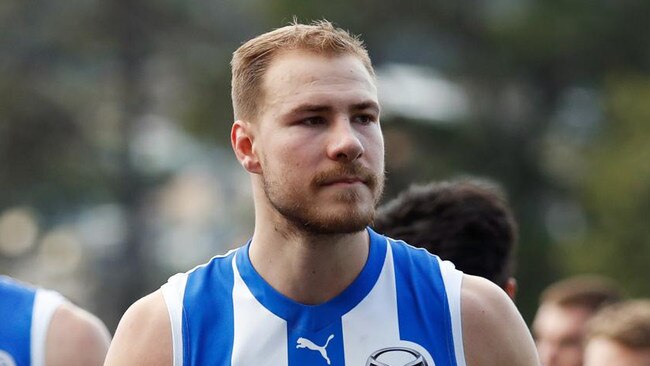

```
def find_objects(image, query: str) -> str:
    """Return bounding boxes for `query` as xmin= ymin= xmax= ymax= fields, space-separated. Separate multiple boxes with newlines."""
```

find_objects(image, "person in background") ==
xmin=532 ymin=275 xmax=622 ymax=366
xmin=104 ymin=20 xmax=539 ymax=366
xmin=373 ymin=178 xmax=518 ymax=299
xmin=0 ymin=275 xmax=111 ymax=366
xmin=583 ymin=299 xmax=650 ymax=366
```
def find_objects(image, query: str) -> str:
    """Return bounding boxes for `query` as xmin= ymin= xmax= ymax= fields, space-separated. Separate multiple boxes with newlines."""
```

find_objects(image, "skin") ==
xmin=46 ymin=302 xmax=111 ymax=366
xmin=104 ymin=49 xmax=540 ymax=366
xmin=584 ymin=338 xmax=650 ymax=366
xmin=462 ymin=275 xmax=540 ymax=366
xmin=234 ymin=50 xmax=384 ymax=304
xmin=532 ymin=303 xmax=592 ymax=366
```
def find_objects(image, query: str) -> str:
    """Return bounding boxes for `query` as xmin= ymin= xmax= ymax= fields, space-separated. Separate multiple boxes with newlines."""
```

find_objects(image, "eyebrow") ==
xmin=351 ymin=102 xmax=380 ymax=114
xmin=289 ymin=101 xmax=380 ymax=115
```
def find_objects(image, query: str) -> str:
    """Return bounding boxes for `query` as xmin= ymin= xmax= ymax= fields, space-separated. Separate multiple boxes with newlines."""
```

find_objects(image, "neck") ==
xmin=249 ymin=216 xmax=370 ymax=305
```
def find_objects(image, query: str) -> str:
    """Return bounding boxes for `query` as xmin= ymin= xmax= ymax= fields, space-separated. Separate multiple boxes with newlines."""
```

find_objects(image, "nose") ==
xmin=326 ymin=117 xmax=364 ymax=162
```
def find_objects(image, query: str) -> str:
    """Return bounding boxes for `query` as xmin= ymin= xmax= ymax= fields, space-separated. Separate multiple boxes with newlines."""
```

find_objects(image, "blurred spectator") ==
xmin=374 ymin=178 xmax=518 ymax=298
xmin=532 ymin=275 xmax=622 ymax=366
xmin=584 ymin=299 xmax=650 ymax=366
xmin=0 ymin=275 xmax=111 ymax=366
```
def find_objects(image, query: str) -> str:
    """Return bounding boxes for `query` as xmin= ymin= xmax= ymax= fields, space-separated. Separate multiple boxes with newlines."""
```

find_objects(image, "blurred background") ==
xmin=1 ymin=0 xmax=649 ymax=331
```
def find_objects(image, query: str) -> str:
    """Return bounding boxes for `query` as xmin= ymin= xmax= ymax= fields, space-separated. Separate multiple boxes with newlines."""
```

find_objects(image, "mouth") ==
xmin=313 ymin=165 xmax=378 ymax=190
xmin=320 ymin=176 xmax=368 ymax=188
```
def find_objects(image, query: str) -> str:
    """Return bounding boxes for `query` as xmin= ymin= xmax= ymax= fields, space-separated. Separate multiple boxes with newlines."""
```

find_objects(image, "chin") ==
xmin=301 ymin=206 xmax=375 ymax=235
xmin=301 ymin=220 xmax=369 ymax=235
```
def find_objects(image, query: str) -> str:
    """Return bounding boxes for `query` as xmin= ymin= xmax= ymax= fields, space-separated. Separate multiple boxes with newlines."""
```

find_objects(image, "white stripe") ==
xmin=31 ymin=289 xmax=65 ymax=366
xmin=161 ymin=248 xmax=239 ymax=366
xmin=438 ymin=259 xmax=466 ymax=366
xmin=231 ymin=251 xmax=288 ymax=365
xmin=342 ymin=241 xmax=400 ymax=365
xmin=162 ymin=273 xmax=189 ymax=366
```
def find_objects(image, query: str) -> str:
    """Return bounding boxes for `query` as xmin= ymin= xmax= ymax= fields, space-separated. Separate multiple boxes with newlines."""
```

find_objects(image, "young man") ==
xmin=583 ymin=300 xmax=650 ymax=366
xmin=532 ymin=275 xmax=622 ymax=366
xmin=0 ymin=275 xmax=111 ymax=366
xmin=105 ymin=20 xmax=539 ymax=366
xmin=374 ymin=178 xmax=518 ymax=299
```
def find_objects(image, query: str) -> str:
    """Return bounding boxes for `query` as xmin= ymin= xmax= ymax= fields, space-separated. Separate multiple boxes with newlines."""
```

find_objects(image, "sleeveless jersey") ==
xmin=162 ymin=228 xmax=466 ymax=366
xmin=0 ymin=276 xmax=65 ymax=366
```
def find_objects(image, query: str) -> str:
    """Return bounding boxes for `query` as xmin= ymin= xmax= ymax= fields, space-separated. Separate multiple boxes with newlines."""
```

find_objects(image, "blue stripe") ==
xmin=391 ymin=241 xmax=458 ymax=366
xmin=236 ymin=228 xmax=386 ymax=333
xmin=0 ymin=276 xmax=36 ymax=366
xmin=183 ymin=252 xmax=237 ymax=366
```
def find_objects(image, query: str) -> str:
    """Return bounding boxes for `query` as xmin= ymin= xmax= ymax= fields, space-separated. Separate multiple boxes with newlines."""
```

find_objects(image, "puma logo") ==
xmin=296 ymin=334 xmax=335 ymax=365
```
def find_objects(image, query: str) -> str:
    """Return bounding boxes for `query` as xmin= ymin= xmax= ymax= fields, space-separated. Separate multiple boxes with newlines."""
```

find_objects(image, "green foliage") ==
xmin=562 ymin=75 xmax=650 ymax=297
xmin=2 ymin=0 xmax=650 ymax=326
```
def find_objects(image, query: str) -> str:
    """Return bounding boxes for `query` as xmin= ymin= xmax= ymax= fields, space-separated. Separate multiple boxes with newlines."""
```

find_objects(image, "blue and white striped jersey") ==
xmin=162 ymin=228 xmax=466 ymax=366
xmin=0 ymin=276 xmax=64 ymax=366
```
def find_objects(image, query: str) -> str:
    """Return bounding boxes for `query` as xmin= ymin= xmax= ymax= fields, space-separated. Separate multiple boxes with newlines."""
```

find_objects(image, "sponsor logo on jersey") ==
xmin=366 ymin=346 xmax=430 ymax=366
xmin=296 ymin=334 xmax=335 ymax=365
xmin=0 ymin=350 xmax=17 ymax=366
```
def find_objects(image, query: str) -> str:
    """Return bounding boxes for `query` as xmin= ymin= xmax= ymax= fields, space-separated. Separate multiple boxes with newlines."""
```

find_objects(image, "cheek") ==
xmin=264 ymin=142 xmax=306 ymax=172
xmin=363 ymin=129 xmax=385 ymax=166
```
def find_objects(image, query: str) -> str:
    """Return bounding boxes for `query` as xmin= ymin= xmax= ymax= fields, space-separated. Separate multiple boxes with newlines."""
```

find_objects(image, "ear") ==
xmin=231 ymin=120 xmax=261 ymax=174
xmin=505 ymin=277 xmax=517 ymax=301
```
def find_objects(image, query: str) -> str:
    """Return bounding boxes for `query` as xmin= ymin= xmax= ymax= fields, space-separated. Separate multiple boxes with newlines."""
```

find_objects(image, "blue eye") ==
xmin=302 ymin=117 xmax=326 ymax=126
xmin=353 ymin=114 xmax=375 ymax=124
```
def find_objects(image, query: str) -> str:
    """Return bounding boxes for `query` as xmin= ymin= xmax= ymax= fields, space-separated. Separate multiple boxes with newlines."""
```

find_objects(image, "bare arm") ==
xmin=46 ymin=301 xmax=112 ymax=366
xmin=461 ymin=275 xmax=540 ymax=366
xmin=103 ymin=290 xmax=172 ymax=366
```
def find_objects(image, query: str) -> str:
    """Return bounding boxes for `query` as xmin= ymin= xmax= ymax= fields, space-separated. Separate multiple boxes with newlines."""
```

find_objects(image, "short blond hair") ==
xmin=587 ymin=300 xmax=650 ymax=349
xmin=230 ymin=19 xmax=374 ymax=121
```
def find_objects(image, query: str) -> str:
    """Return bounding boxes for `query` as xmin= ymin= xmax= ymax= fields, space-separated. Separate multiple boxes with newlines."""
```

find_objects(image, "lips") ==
xmin=313 ymin=164 xmax=376 ymax=189
xmin=321 ymin=176 xmax=366 ymax=186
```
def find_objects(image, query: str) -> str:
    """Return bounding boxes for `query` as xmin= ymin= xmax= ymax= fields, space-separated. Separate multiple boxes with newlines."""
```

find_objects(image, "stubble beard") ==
xmin=262 ymin=163 xmax=384 ymax=236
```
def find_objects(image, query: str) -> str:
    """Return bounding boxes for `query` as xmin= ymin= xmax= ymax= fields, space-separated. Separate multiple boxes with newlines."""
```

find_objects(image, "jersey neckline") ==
xmin=235 ymin=227 xmax=388 ymax=332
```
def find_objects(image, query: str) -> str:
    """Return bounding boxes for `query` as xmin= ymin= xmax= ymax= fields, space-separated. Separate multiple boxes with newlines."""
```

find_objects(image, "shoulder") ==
xmin=104 ymin=290 xmax=172 ymax=366
xmin=460 ymin=275 xmax=540 ymax=366
xmin=386 ymin=236 xmax=438 ymax=262
xmin=46 ymin=301 xmax=111 ymax=366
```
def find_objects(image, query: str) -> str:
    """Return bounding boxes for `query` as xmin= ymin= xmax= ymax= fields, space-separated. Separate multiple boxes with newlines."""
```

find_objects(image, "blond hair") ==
xmin=230 ymin=19 xmax=374 ymax=121
xmin=587 ymin=300 xmax=650 ymax=349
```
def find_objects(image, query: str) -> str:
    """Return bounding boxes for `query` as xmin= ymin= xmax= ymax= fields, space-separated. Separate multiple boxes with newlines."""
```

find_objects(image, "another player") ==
xmin=105 ymin=20 xmax=540 ymax=366
xmin=532 ymin=275 xmax=622 ymax=366
xmin=0 ymin=275 xmax=111 ymax=366
xmin=584 ymin=299 xmax=650 ymax=366
xmin=374 ymin=178 xmax=518 ymax=299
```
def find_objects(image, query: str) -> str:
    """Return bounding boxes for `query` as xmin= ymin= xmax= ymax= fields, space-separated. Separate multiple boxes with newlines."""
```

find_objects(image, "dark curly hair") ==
xmin=374 ymin=178 xmax=517 ymax=289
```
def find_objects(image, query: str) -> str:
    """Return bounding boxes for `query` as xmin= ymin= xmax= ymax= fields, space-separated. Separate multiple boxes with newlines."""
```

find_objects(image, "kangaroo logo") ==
xmin=296 ymin=334 xmax=335 ymax=365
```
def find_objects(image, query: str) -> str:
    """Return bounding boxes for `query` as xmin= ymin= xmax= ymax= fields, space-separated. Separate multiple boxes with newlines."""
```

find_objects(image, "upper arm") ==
xmin=461 ymin=275 xmax=540 ymax=366
xmin=103 ymin=290 xmax=173 ymax=366
xmin=46 ymin=301 xmax=112 ymax=366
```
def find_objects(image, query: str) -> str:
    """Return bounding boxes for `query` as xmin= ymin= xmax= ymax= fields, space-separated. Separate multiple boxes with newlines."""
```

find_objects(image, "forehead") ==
xmin=261 ymin=50 xmax=377 ymax=114
xmin=585 ymin=338 xmax=650 ymax=366
xmin=533 ymin=303 xmax=593 ymax=336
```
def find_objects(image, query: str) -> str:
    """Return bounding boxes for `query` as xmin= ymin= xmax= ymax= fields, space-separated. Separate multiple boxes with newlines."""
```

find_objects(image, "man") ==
xmin=583 ymin=300 xmax=650 ymax=366
xmin=0 ymin=275 xmax=111 ymax=366
xmin=532 ymin=275 xmax=622 ymax=366
xmin=105 ymin=20 xmax=539 ymax=366
xmin=374 ymin=178 xmax=518 ymax=299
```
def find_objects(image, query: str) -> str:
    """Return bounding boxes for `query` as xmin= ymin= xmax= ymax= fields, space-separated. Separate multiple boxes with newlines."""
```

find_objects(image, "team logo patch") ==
xmin=366 ymin=345 xmax=431 ymax=366
xmin=0 ymin=350 xmax=17 ymax=366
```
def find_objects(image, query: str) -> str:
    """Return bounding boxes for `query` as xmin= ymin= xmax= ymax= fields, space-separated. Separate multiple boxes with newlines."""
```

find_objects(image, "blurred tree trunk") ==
xmin=99 ymin=0 xmax=150 ymax=331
